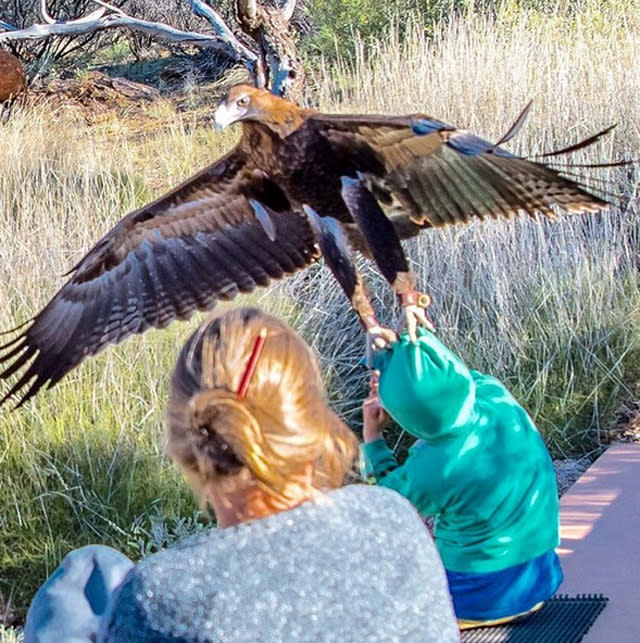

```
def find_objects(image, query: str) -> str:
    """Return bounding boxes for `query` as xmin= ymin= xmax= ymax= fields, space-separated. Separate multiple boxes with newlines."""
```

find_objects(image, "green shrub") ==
xmin=301 ymin=0 xmax=469 ymax=60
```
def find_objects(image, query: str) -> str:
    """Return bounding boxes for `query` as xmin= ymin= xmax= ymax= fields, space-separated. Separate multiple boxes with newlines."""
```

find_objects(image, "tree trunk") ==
xmin=237 ymin=1 xmax=304 ymax=102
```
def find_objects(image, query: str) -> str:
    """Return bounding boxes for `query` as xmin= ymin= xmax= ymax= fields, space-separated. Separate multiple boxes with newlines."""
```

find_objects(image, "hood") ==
xmin=373 ymin=329 xmax=478 ymax=443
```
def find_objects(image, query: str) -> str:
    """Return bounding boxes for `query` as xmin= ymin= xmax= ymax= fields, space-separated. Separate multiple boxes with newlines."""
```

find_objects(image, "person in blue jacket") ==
xmin=361 ymin=328 xmax=563 ymax=629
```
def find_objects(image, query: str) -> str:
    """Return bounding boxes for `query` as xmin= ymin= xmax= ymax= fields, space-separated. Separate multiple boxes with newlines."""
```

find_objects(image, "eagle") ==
xmin=0 ymin=84 xmax=616 ymax=407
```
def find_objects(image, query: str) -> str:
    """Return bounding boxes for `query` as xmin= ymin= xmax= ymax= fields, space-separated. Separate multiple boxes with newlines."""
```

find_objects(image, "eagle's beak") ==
xmin=214 ymin=103 xmax=241 ymax=131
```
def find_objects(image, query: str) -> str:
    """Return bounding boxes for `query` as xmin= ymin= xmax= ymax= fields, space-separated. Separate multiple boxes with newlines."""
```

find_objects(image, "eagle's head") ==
xmin=214 ymin=84 xmax=311 ymax=137
xmin=214 ymin=85 xmax=266 ymax=129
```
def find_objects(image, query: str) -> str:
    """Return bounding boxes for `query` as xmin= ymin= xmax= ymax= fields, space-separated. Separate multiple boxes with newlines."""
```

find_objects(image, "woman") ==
xmin=25 ymin=308 xmax=459 ymax=643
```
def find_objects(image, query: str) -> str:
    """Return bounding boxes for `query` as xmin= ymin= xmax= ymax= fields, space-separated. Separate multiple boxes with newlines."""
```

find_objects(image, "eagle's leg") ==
xmin=303 ymin=206 xmax=396 ymax=354
xmin=340 ymin=176 xmax=433 ymax=341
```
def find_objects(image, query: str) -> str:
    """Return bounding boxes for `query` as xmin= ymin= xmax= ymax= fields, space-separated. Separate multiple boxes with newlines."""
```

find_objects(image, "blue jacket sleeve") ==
xmin=360 ymin=439 xmax=444 ymax=517
xmin=360 ymin=438 xmax=398 ymax=481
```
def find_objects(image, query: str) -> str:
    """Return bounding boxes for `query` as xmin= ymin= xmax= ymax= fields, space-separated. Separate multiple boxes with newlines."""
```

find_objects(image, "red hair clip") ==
xmin=237 ymin=328 xmax=267 ymax=399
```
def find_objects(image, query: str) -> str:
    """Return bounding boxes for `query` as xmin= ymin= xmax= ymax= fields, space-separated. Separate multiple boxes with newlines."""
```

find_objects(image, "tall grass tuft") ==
xmin=0 ymin=628 xmax=21 ymax=643
xmin=1 ymin=0 xmax=639 ymax=623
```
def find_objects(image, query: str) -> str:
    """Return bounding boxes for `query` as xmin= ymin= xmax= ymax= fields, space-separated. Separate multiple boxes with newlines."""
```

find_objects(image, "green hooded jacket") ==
xmin=361 ymin=330 xmax=560 ymax=574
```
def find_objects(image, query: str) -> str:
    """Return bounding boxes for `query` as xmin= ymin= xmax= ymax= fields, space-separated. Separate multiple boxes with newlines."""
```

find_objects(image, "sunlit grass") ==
xmin=0 ymin=628 xmax=22 ymax=643
xmin=1 ymin=0 xmax=639 ymax=622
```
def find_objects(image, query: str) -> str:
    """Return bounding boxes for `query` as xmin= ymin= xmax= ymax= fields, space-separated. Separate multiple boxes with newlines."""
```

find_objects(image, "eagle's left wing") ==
xmin=308 ymin=112 xmax=610 ymax=229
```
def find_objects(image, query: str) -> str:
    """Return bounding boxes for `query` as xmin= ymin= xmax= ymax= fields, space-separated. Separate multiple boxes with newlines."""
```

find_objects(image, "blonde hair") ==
xmin=167 ymin=307 xmax=358 ymax=510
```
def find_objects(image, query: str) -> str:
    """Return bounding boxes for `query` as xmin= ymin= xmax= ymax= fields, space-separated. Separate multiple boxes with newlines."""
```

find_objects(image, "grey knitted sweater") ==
xmin=99 ymin=485 xmax=459 ymax=642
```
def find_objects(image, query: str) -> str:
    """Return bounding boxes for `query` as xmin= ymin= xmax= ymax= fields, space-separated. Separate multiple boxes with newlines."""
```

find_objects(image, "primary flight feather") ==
xmin=0 ymin=84 xmax=614 ymax=406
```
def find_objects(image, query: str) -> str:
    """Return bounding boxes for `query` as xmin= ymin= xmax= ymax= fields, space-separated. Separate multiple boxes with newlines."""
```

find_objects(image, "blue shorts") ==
xmin=446 ymin=549 xmax=564 ymax=621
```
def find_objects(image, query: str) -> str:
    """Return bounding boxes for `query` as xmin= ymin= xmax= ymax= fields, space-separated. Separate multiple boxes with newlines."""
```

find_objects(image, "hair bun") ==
xmin=189 ymin=388 xmax=287 ymax=492
xmin=190 ymin=390 xmax=246 ymax=476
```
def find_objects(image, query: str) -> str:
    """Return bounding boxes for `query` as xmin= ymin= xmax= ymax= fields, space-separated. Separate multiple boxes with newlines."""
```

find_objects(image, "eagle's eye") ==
xmin=236 ymin=96 xmax=250 ymax=107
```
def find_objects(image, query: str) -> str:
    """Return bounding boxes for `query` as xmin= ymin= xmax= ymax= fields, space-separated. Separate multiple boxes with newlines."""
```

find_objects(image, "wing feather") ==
xmin=217 ymin=232 xmax=273 ymax=290
xmin=431 ymin=153 xmax=493 ymax=220
xmin=133 ymin=253 xmax=163 ymax=329
xmin=415 ymin=159 xmax=467 ymax=224
xmin=441 ymin=154 xmax=514 ymax=220
xmin=226 ymin=230 xmax=283 ymax=279
xmin=1 ymin=151 xmax=317 ymax=407
xmin=232 ymin=224 xmax=295 ymax=275
xmin=306 ymin=112 xmax=609 ymax=229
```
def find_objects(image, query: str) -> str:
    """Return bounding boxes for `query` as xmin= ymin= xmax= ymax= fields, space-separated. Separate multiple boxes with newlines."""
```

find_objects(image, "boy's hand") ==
xmin=362 ymin=371 xmax=390 ymax=442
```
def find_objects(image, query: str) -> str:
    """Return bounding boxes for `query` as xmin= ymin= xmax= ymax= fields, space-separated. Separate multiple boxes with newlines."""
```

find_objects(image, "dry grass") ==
xmin=1 ymin=0 xmax=639 ymax=623
xmin=0 ymin=628 xmax=21 ymax=643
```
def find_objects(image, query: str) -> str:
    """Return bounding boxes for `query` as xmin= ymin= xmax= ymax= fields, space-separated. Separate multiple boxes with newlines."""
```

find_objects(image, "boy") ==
xmin=362 ymin=329 xmax=563 ymax=629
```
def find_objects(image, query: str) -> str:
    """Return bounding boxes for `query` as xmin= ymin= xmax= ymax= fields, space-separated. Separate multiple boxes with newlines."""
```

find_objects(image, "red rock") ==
xmin=0 ymin=49 xmax=27 ymax=102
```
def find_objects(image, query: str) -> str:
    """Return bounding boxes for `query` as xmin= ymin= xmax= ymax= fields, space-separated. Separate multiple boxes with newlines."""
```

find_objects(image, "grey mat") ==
xmin=461 ymin=594 xmax=608 ymax=643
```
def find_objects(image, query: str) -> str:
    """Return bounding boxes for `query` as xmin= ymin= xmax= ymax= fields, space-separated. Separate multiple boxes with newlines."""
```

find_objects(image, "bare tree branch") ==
xmin=182 ymin=0 xmax=263 ymax=85
xmin=39 ymin=0 xmax=57 ymax=25
xmin=187 ymin=0 xmax=239 ymax=40
xmin=280 ymin=0 xmax=297 ymax=23
xmin=0 ymin=2 xmax=258 ymax=68
xmin=91 ymin=0 xmax=125 ymax=16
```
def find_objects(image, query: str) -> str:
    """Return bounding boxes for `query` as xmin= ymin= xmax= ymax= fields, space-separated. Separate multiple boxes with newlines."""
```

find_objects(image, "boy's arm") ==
xmin=360 ymin=439 xmax=442 ymax=516
xmin=362 ymin=371 xmax=389 ymax=442
xmin=361 ymin=384 xmax=442 ymax=516
xmin=360 ymin=371 xmax=396 ymax=480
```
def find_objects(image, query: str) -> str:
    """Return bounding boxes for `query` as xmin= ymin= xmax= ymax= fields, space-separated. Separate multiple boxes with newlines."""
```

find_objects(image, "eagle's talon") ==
xmin=363 ymin=324 xmax=397 ymax=366
xmin=399 ymin=292 xmax=435 ymax=341
xmin=366 ymin=324 xmax=397 ymax=348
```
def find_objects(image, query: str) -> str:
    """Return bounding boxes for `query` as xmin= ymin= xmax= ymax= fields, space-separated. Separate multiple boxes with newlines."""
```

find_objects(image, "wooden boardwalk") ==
xmin=558 ymin=442 xmax=640 ymax=642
